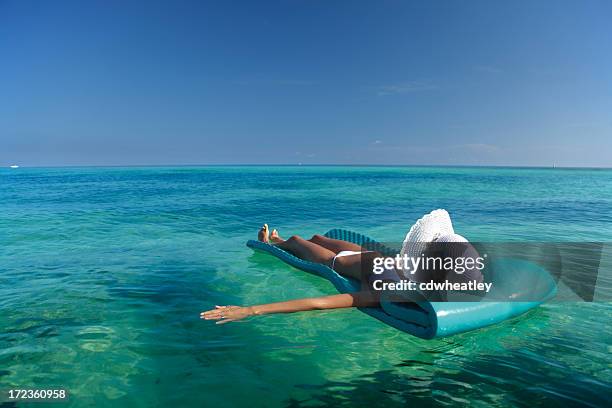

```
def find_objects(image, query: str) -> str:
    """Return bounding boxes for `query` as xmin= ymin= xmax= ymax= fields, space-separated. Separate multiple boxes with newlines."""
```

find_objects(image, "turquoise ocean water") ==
xmin=1 ymin=166 xmax=611 ymax=407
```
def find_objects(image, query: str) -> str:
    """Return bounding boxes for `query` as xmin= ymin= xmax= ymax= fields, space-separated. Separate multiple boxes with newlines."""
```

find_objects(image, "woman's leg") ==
xmin=258 ymin=226 xmax=381 ymax=285
xmin=269 ymin=228 xmax=364 ymax=254
xmin=258 ymin=225 xmax=334 ymax=264
xmin=276 ymin=238 xmax=379 ymax=284
xmin=275 ymin=235 xmax=336 ymax=265
xmin=308 ymin=234 xmax=364 ymax=253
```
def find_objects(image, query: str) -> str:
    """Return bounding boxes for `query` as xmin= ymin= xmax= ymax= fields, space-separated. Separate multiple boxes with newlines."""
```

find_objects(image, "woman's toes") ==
xmin=270 ymin=229 xmax=283 ymax=243
xmin=258 ymin=224 xmax=270 ymax=243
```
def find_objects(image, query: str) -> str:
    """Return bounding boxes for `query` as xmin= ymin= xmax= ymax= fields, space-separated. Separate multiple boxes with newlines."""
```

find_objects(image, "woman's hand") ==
xmin=200 ymin=305 xmax=254 ymax=324
xmin=200 ymin=293 xmax=378 ymax=325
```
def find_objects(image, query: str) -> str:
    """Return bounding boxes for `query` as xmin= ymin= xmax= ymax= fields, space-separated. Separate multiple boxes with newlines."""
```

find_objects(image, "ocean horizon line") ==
xmin=3 ymin=163 xmax=612 ymax=171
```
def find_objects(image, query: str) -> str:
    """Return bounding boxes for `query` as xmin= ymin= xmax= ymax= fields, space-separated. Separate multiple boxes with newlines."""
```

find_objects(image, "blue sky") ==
xmin=1 ymin=0 xmax=611 ymax=167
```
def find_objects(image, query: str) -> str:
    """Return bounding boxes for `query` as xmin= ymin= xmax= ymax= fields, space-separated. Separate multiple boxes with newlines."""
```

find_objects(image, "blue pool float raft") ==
xmin=247 ymin=229 xmax=557 ymax=339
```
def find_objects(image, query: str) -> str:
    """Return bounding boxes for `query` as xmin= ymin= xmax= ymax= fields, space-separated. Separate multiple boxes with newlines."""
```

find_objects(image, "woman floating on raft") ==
xmin=201 ymin=210 xmax=484 ymax=324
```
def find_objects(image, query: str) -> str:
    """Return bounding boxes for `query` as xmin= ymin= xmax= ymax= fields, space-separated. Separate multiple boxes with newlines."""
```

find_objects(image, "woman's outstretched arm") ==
xmin=201 ymin=292 xmax=379 ymax=324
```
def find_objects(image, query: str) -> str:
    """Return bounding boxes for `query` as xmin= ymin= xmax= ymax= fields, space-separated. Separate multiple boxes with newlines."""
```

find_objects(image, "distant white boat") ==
xmin=9 ymin=165 xmax=19 ymax=168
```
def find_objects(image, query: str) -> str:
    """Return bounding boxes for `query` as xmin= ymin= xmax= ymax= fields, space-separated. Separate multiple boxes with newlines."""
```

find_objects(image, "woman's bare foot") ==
xmin=258 ymin=224 xmax=270 ymax=243
xmin=270 ymin=229 xmax=284 ymax=244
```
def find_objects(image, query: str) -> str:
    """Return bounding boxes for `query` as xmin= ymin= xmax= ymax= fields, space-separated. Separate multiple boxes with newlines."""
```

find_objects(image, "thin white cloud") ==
xmin=233 ymin=78 xmax=315 ymax=86
xmin=376 ymin=81 xmax=437 ymax=96
xmin=365 ymin=142 xmax=502 ymax=156
xmin=267 ymin=79 xmax=315 ymax=86
xmin=460 ymin=143 xmax=502 ymax=154
xmin=295 ymin=151 xmax=317 ymax=158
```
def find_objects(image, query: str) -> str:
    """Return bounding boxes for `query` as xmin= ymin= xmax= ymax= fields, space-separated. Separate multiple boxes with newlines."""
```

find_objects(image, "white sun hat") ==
xmin=399 ymin=209 xmax=468 ymax=274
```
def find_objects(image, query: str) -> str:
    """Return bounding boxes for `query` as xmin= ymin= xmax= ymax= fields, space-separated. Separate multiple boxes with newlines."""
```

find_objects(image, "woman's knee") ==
xmin=310 ymin=234 xmax=325 ymax=243
xmin=287 ymin=234 xmax=304 ymax=243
